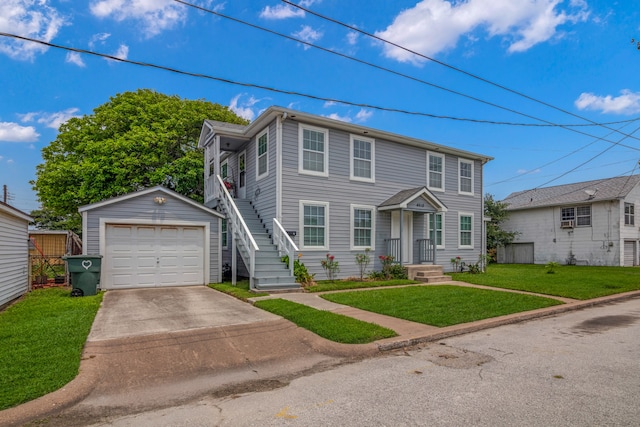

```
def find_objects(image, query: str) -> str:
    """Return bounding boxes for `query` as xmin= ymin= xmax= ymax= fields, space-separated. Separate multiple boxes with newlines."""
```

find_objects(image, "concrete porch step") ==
xmin=405 ymin=264 xmax=450 ymax=283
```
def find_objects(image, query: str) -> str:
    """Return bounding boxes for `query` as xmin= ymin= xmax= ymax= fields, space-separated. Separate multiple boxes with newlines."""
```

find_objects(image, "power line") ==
xmin=172 ymin=0 xmax=639 ymax=133
xmin=5 ymin=31 xmax=635 ymax=130
xmin=281 ymin=0 xmax=640 ymax=142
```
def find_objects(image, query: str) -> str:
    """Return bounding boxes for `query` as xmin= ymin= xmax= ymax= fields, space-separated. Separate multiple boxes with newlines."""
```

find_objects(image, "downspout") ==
xmin=276 ymin=114 xmax=283 ymax=222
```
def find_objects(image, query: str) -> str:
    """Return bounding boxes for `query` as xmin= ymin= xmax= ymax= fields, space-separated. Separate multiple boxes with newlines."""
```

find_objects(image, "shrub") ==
xmin=545 ymin=261 xmax=559 ymax=274
xmin=320 ymin=253 xmax=340 ymax=281
xmin=355 ymin=248 xmax=371 ymax=281
xmin=282 ymin=255 xmax=316 ymax=287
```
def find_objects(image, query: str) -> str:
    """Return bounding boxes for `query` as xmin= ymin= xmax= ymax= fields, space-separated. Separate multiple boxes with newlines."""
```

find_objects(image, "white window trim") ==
xmin=430 ymin=212 xmax=445 ymax=249
xmin=256 ymin=128 xmax=269 ymax=181
xmin=458 ymin=158 xmax=474 ymax=196
xmin=427 ymin=151 xmax=445 ymax=192
xmin=625 ymin=202 xmax=635 ymax=226
xmin=221 ymin=218 xmax=228 ymax=249
xmin=350 ymin=204 xmax=376 ymax=250
xmin=299 ymin=200 xmax=330 ymax=250
xmin=458 ymin=212 xmax=474 ymax=249
xmin=221 ymin=158 xmax=229 ymax=179
xmin=299 ymin=124 xmax=329 ymax=177
xmin=350 ymin=135 xmax=375 ymax=183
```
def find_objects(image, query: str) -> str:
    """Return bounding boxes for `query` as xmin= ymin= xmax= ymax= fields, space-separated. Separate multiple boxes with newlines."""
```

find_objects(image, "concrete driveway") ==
xmin=88 ymin=286 xmax=280 ymax=341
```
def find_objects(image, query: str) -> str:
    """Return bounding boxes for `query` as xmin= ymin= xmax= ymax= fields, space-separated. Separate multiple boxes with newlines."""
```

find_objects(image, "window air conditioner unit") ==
xmin=560 ymin=220 xmax=574 ymax=229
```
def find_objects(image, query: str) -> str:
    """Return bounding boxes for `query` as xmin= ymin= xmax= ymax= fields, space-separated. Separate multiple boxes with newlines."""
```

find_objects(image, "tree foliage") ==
xmin=485 ymin=193 xmax=519 ymax=259
xmin=31 ymin=89 xmax=247 ymax=234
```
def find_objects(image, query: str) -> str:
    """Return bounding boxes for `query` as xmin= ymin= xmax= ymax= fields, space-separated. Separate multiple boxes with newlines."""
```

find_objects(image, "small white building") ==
xmin=0 ymin=202 xmax=33 ymax=308
xmin=500 ymin=175 xmax=640 ymax=266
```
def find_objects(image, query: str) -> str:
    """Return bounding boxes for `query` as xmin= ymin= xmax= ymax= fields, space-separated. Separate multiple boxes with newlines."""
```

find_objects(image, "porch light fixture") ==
xmin=154 ymin=196 xmax=166 ymax=205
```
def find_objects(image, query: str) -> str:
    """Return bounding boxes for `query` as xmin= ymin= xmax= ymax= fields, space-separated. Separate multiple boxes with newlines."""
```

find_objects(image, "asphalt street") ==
xmin=66 ymin=297 xmax=640 ymax=427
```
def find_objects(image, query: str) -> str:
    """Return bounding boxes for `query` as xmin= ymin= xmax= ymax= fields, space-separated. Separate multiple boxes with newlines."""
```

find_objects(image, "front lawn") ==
xmin=308 ymin=279 xmax=419 ymax=293
xmin=450 ymin=264 xmax=640 ymax=300
xmin=254 ymin=299 xmax=397 ymax=344
xmin=0 ymin=288 xmax=103 ymax=411
xmin=322 ymin=285 xmax=563 ymax=327
xmin=209 ymin=280 xmax=268 ymax=300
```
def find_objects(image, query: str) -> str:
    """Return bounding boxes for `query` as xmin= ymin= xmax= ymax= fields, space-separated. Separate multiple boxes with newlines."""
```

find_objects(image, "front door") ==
xmin=391 ymin=211 xmax=413 ymax=264
xmin=238 ymin=150 xmax=246 ymax=199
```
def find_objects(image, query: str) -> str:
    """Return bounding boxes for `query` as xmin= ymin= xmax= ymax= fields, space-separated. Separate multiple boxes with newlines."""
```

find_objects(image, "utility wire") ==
xmin=172 ymin=0 xmax=638 ymax=132
xmin=5 ymin=30 xmax=637 ymax=131
xmin=281 ymin=0 xmax=640 ymax=142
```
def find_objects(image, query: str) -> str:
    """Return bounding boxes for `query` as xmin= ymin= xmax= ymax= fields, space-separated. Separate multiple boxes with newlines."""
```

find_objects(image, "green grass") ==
xmin=0 ymin=288 xmax=103 ymax=411
xmin=450 ymin=264 xmax=640 ymax=300
xmin=253 ymin=298 xmax=397 ymax=344
xmin=322 ymin=285 xmax=563 ymax=327
xmin=308 ymin=279 xmax=419 ymax=293
xmin=209 ymin=281 xmax=268 ymax=300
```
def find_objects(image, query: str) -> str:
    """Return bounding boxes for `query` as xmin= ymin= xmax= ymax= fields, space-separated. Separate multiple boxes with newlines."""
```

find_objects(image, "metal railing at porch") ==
xmin=273 ymin=218 xmax=298 ymax=274
xmin=417 ymin=239 xmax=436 ymax=264
xmin=385 ymin=238 xmax=401 ymax=264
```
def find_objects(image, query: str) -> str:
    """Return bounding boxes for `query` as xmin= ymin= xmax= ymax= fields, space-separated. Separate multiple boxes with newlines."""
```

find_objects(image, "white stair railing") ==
xmin=273 ymin=218 xmax=298 ymax=276
xmin=215 ymin=175 xmax=259 ymax=288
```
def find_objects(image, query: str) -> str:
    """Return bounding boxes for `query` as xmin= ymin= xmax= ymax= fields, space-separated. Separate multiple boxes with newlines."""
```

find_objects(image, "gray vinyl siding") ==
xmin=0 ymin=209 xmax=30 ymax=307
xmin=277 ymin=119 xmax=485 ymax=277
xmin=84 ymin=189 xmax=221 ymax=282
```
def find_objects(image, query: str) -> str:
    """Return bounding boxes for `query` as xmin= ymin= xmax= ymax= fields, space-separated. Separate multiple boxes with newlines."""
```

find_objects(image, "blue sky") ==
xmin=1 ymin=0 xmax=639 ymax=213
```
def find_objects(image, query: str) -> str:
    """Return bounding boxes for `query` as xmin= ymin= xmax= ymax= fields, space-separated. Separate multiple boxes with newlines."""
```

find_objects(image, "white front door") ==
xmin=104 ymin=224 xmax=205 ymax=289
xmin=391 ymin=211 xmax=413 ymax=264
xmin=238 ymin=150 xmax=246 ymax=199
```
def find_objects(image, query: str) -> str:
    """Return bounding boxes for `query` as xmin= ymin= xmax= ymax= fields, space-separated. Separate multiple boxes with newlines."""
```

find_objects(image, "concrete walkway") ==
xmin=2 ymin=282 xmax=640 ymax=427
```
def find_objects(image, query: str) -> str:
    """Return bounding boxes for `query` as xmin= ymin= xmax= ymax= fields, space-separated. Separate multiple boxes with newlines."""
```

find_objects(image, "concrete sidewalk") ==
xmin=2 ymin=283 xmax=640 ymax=427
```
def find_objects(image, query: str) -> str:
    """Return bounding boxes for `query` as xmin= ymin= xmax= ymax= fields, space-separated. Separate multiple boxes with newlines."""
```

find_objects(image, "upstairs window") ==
xmin=427 ymin=152 xmax=444 ymax=191
xmin=350 ymin=136 xmax=374 ymax=182
xmin=626 ymin=202 xmax=635 ymax=226
xmin=221 ymin=159 xmax=228 ymax=179
xmin=561 ymin=206 xmax=591 ymax=227
xmin=458 ymin=159 xmax=473 ymax=195
xmin=256 ymin=129 xmax=269 ymax=180
xmin=299 ymin=125 xmax=329 ymax=177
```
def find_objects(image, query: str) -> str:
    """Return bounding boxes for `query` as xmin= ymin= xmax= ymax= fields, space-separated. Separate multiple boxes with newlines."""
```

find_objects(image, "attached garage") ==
xmin=80 ymin=187 xmax=223 ymax=290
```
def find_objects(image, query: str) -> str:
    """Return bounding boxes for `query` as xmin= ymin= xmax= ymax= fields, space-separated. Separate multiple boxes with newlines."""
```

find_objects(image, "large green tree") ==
xmin=32 ymin=89 xmax=247 ymax=234
xmin=485 ymin=193 xmax=519 ymax=261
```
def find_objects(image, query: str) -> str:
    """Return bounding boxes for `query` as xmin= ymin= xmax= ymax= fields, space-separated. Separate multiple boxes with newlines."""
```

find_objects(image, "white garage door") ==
xmin=624 ymin=240 xmax=636 ymax=267
xmin=104 ymin=224 xmax=205 ymax=289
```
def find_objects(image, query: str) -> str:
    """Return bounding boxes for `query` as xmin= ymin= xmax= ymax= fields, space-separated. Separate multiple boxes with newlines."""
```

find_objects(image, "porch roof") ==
xmin=378 ymin=187 xmax=448 ymax=212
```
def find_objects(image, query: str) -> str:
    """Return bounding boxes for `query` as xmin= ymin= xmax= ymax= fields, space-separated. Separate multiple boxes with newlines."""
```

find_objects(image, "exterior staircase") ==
xmin=405 ymin=264 xmax=450 ymax=283
xmin=232 ymin=199 xmax=300 ymax=291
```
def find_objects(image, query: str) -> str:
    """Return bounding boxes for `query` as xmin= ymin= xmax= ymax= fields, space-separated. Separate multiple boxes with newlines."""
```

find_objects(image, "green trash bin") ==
xmin=63 ymin=255 xmax=103 ymax=297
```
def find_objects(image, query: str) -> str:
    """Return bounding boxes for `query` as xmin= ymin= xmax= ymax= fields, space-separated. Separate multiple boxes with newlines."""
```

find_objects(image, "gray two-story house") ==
xmin=198 ymin=106 xmax=492 ymax=290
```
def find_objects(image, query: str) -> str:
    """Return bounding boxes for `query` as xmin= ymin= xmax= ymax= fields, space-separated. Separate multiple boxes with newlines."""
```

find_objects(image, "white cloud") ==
xmin=292 ymin=25 xmax=323 ymax=49
xmin=375 ymin=0 xmax=589 ymax=64
xmin=574 ymin=90 xmax=640 ymax=115
xmin=66 ymin=52 xmax=86 ymax=67
xmin=229 ymin=94 xmax=267 ymax=121
xmin=89 ymin=32 xmax=111 ymax=49
xmin=7 ymin=159 xmax=14 ymax=164
xmin=346 ymin=30 xmax=359 ymax=46
xmin=113 ymin=44 xmax=129 ymax=60
xmin=355 ymin=109 xmax=373 ymax=122
xmin=0 ymin=0 xmax=68 ymax=61
xmin=0 ymin=122 xmax=39 ymax=142
xmin=260 ymin=0 xmax=318 ymax=20
xmin=325 ymin=113 xmax=352 ymax=123
xmin=89 ymin=0 xmax=187 ymax=38
xmin=18 ymin=108 xmax=81 ymax=130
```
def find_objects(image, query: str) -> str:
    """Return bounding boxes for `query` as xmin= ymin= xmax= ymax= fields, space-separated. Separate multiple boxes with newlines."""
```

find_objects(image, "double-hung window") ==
xmin=299 ymin=125 xmax=329 ymax=177
xmin=350 ymin=136 xmax=374 ymax=182
xmin=427 ymin=152 xmax=444 ymax=191
xmin=625 ymin=202 xmax=635 ymax=226
xmin=459 ymin=213 xmax=473 ymax=248
xmin=256 ymin=129 xmax=269 ymax=180
xmin=562 ymin=206 xmax=591 ymax=227
xmin=351 ymin=205 xmax=375 ymax=249
xmin=221 ymin=159 xmax=228 ymax=179
xmin=458 ymin=159 xmax=474 ymax=195
xmin=221 ymin=219 xmax=228 ymax=248
xmin=429 ymin=213 xmax=444 ymax=248
xmin=300 ymin=201 xmax=329 ymax=249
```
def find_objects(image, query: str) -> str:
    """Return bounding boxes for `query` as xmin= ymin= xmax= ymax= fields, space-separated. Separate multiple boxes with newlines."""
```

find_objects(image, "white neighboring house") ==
xmin=0 ymin=202 xmax=33 ymax=308
xmin=500 ymin=175 xmax=640 ymax=266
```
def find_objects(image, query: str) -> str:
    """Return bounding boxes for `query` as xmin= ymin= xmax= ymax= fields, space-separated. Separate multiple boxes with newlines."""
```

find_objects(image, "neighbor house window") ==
xmin=256 ymin=129 xmax=269 ymax=180
xmin=221 ymin=159 xmax=228 ymax=179
xmin=351 ymin=205 xmax=375 ymax=249
xmin=459 ymin=213 xmax=473 ymax=248
xmin=299 ymin=125 xmax=329 ymax=177
xmin=625 ymin=203 xmax=635 ymax=226
xmin=458 ymin=159 xmax=473 ymax=195
xmin=350 ymin=136 xmax=374 ymax=182
xmin=300 ymin=201 xmax=329 ymax=249
xmin=562 ymin=206 xmax=591 ymax=227
xmin=427 ymin=152 xmax=444 ymax=191
xmin=221 ymin=219 xmax=228 ymax=248
xmin=429 ymin=213 xmax=444 ymax=248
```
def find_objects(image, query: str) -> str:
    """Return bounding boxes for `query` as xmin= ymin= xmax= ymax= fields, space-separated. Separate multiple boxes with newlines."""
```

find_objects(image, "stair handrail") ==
xmin=273 ymin=218 xmax=298 ymax=274
xmin=216 ymin=175 xmax=259 ymax=286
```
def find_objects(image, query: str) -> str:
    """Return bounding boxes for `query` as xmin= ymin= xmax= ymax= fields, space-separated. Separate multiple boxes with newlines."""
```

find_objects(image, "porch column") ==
xmin=399 ymin=208 xmax=404 ymax=265
xmin=213 ymin=135 xmax=220 ymax=199
xmin=231 ymin=228 xmax=237 ymax=286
